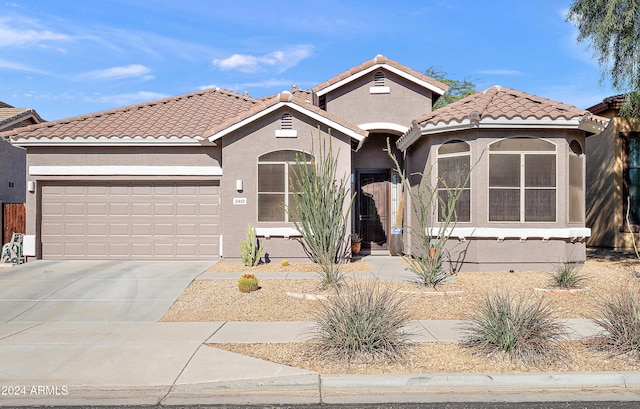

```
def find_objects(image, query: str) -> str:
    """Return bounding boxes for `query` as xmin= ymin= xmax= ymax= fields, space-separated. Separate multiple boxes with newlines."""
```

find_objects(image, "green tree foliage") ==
xmin=425 ymin=67 xmax=477 ymax=110
xmin=567 ymin=0 xmax=640 ymax=116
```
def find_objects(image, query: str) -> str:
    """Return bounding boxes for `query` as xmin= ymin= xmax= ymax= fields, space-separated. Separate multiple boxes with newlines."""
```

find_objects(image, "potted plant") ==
xmin=351 ymin=233 xmax=362 ymax=255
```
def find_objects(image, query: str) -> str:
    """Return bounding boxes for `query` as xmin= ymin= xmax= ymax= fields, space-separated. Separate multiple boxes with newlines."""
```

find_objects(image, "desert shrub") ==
xmin=386 ymin=138 xmax=476 ymax=289
xmin=591 ymin=285 xmax=640 ymax=358
xmin=461 ymin=291 xmax=568 ymax=365
xmin=310 ymin=280 xmax=411 ymax=364
xmin=240 ymin=223 xmax=262 ymax=267
xmin=237 ymin=274 xmax=259 ymax=293
xmin=550 ymin=261 xmax=587 ymax=289
xmin=288 ymin=133 xmax=353 ymax=288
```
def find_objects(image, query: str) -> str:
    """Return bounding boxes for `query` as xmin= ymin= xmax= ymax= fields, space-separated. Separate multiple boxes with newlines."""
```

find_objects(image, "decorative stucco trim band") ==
xmin=29 ymin=166 xmax=223 ymax=176
xmin=427 ymin=227 xmax=591 ymax=242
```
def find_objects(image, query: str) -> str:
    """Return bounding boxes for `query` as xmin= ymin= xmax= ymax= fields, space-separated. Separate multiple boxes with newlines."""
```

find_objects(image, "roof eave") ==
xmin=206 ymin=101 xmax=367 ymax=144
xmin=315 ymin=64 xmax=447 ymax=98
xmin=10 ymin=136 xmax=214 ymax=147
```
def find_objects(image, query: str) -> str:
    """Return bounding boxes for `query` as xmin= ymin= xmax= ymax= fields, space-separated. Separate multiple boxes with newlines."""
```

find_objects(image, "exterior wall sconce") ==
xmin=236 ymin=179 xmax=243 ymax=192
xmin=27 ymin=180 xmax=35 ymax=193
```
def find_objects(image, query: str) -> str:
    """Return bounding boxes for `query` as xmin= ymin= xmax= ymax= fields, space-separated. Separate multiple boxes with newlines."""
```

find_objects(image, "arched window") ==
xmin=488 ymin=137 xmax=557 ymax=222
xmin=258 ymin=150 xmax=313 ymax=222
xmin=438 ymin=140 xmax=471 ymax=222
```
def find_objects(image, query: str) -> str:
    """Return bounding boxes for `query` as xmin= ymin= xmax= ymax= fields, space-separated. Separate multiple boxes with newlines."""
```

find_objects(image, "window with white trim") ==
xmin=568 ymin=140 xmax=585 ymax=223
xmin=258 ymin=150 xmax=313 ymax=222
xmin=488 ymin=137 xmax=557 ymax=222
xmin=437 ymin=140 xmax=471 ymax=222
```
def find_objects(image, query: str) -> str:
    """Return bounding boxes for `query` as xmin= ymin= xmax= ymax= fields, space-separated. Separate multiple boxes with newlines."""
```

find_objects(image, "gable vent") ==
xmin=374 ymin=71 xmax=385 ymax=86
xmin=318 ymin=95 xmax=327 ymax=110
xmin=275 ymin=112 xmax=297 ymax=137
xmin=370 ymin=71 xmax=390 ymax=94
xmin=281 ymin=113 xmax=293 ymax=129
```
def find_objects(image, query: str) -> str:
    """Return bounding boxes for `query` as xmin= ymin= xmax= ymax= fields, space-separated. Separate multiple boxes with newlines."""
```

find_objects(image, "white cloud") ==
xmin=0 ymin=18 xmax=70 ymax=47
xmin=78 ymin=64 xmax=154 ymax=81
xmin=88 ymin=91 xmax=169 ymax=106
xmin=477 ymin=69 xmax=522 ymax=76
xmin=0 ymin=58 xmax=49 ymax=74
xmin=213 ymin=45 xmax=313 ymax=73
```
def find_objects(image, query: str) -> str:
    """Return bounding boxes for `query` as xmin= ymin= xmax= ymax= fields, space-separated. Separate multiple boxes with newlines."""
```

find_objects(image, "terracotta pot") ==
xmin=351 ymin=242 xmax=361 ymax=255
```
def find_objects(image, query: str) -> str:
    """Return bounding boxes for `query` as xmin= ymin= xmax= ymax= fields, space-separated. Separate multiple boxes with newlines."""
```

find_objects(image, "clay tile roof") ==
xmin=312 ymin=54 xmax=448 ymax=95
xmin=586 ymin=94 xmax=626 ymax=115
xmin=2 ymin=88 xmax=259 ymax=142
xmin=206 ymin=91 xmax=368 ymax=141
xmin=416 ymin=85 xmax=603 ymax=127
xmin=0 ymin=105 xmax=44 ymax=133
xmin=397 ymin=86 xmax=609 ymax=149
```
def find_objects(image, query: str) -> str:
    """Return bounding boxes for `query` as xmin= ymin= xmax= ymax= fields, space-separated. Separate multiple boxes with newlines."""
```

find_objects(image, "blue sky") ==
xmin=1 ymin=0 xmax=617 ymax=121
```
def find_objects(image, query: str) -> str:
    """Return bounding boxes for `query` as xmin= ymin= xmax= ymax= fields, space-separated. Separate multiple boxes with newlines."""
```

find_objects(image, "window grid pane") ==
xmin=258 ymin=164 xmax=285 ymax=193
xmin=489 ymin=189 xmax=520 ymax=221
xmin=524 ymin=154 xmax=556 ymax=187
xmin=258 ymin=194 xmax=285 ymax=221
xmin=525 ymin=189 xmax=556 ymax=222
xmin=489 ymin=154 xmax=520 ymax=187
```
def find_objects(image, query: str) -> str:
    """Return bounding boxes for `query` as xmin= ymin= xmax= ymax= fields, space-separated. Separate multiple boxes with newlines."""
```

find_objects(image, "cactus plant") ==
xmin=238 ymin=274 xmax=259 ymax=293
xmin=240 ymin=223 xmax=262 ymax=267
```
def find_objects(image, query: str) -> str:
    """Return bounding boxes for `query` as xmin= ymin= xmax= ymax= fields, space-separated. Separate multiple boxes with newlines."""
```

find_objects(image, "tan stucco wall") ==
xmin=325 ymin=69 xmax=433 ymax=128
xmin=220 ymin=107 xmax=353 ymax=262
xmin=23 ymin=145 xmax=222 ymax=243
xmin=586 ymin=117 xmax=640 ymax=249
xmin=403 ymin=128 xmax=588 ymax=271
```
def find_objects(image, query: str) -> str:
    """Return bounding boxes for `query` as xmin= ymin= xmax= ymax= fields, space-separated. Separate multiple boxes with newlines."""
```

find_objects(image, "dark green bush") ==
xmin=310 ymin=280 xmax=411 ymax=363
xmin=461 ymin=291 xmax=567 ymax=365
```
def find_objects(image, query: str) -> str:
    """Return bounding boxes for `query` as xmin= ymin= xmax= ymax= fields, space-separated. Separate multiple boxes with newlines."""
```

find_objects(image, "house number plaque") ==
xmin=233 ymin=198 xmax=247 ymax=205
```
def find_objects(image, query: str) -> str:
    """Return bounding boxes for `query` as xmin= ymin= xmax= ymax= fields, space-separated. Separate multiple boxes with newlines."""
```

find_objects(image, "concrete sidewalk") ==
xmin=0 ymin=318 xmax=632 ymax=406
xmin=1 ymin=256 xmax=639 ymax=406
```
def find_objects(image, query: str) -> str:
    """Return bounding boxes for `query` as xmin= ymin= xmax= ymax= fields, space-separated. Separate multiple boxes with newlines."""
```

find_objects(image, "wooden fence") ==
xmin=2 ymin=203 xmax=25 ymax=246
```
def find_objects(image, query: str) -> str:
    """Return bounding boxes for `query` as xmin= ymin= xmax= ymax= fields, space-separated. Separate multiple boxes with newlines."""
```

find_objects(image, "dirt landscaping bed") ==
xmin=162 ymin=251 xmax=638 ymax=322
xmin=161 ymin=249 xmax=640 ymax=374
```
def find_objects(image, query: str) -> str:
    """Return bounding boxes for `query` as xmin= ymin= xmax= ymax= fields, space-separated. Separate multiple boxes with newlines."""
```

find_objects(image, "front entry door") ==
xmin=357 ymin=171 xmax=390 ymax=250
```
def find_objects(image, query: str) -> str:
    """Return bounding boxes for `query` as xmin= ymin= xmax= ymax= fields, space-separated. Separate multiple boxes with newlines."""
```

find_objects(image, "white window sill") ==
xmin=255 ymin=227 xmax=301 ymax=239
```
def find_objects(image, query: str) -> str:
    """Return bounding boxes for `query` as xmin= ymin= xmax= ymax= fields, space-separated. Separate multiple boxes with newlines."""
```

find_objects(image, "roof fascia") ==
xmin=316 ymin=64 xmax=446 ymax=97
xmin=11 ymin=136 xmax=214 ymax=147
xmin=400 ymin=117 xmax=588 ymax=151
xmin=207 ymin=101 xmax=366 ymax=143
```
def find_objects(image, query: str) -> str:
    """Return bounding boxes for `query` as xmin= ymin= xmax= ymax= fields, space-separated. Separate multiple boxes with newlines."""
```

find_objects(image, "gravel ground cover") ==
xmin=161 ymin=249 xmax=640 ymax=374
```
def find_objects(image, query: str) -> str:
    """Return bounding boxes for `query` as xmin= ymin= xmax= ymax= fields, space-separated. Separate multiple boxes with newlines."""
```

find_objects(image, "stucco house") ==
xmin=1 ymin=55 xmax=607 ymax=270
xmin=0 ymin=101 xmax=43 ymax=204
xmin=585 ymin=95 xmax=640 ymax=250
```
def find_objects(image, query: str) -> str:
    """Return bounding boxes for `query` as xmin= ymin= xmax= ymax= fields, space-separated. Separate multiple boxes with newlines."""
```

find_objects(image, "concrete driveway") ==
xmin=0 ymin=260 xmax=213 ymax=322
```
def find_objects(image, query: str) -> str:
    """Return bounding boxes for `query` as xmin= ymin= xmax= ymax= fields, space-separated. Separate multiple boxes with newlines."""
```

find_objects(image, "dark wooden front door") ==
xmin=357 ymin=171 xmax=390 ymax=250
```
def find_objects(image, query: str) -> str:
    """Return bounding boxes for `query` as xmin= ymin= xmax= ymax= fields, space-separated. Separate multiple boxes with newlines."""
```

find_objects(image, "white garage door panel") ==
xmin=41 ymin=182 xmax=220 ymax=259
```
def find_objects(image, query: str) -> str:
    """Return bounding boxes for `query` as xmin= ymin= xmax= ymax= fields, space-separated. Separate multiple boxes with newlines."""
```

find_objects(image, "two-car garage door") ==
xmin=41 ymin=182 xmax=219 ymax=259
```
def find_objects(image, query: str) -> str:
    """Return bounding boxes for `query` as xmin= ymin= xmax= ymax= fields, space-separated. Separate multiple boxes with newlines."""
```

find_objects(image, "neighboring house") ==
xmin=0 ymin=101 xmax=43 ymax=204
xmin=585 ymin=95 xmax=640 ymax=250
xmin=1 ymin=55 xmax=607 ymax=270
